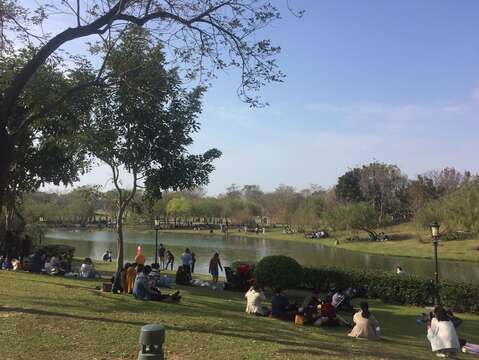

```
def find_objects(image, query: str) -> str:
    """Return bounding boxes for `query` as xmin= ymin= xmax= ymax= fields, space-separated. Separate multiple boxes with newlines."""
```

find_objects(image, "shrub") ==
xmin=302 ymin=266 xmax=479 ymax=314
xmin=254 ymin=255 xmax=303 ymax=289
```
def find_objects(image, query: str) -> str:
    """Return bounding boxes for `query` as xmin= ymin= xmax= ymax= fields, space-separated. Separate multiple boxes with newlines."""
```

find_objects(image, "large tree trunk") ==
xmin=0 ymin=128 xmax=14 ymax=216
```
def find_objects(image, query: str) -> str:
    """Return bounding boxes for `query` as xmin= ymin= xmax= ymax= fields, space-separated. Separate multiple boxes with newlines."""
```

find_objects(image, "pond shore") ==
xmin=159 ymin=225 xmax=479 ymax=263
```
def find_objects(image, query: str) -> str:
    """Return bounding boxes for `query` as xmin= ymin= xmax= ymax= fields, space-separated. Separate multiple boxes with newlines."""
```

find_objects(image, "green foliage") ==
xmin=323 ymin=202 xmax=378 ymax=232
xmin=302 ymin=266 xmax=479 ymax=313
xmin=415 ymin=184 xmax=479 ymax=236
xmin=336 ymin=168 xmax=363 ymax=202
xmin=254 ymin=255 xmax=303 ymax=289
xmin=166 ymin=197 xmax=192 ymax=218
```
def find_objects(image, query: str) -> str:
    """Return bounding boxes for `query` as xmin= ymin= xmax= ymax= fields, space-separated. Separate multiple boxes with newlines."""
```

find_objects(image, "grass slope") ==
xmin=1 ymin=270 xmax=478 ymax=360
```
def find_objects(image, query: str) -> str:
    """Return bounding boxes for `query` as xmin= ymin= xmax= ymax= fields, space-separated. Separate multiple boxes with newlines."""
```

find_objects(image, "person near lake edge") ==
xmin=158 ymin=244 xmax=166 ymax=269
xmin=191 ymin=252 xmax=196 ymax=273
xmin=427 ymin=306 xmax=461 ymax=358
xmin=181 ymin=248 xmax=192 ymax=273
xmin=165 ymin=250 xmax=174 ymax=270
xmin=209 ymin=252 xmax=223 ymax=283
xmin=348 ymin=302 xmax=381 ymax=339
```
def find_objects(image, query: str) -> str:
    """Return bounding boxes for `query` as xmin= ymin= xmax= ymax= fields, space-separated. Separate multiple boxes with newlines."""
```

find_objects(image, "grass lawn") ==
xmin=162 ymin=223 xmax=479 ymax=263
xmin=1 ymin=269 xmax=478 ymax=360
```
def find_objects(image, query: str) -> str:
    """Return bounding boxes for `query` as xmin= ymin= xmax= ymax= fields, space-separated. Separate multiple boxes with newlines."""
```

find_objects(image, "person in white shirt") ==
xmin=245 ymin=285 xmax=268 ymax=316
xmin=180 ymin=248 xmax=193 ymax=272
xmin=427 ymin=306 xmax=460 ymax=358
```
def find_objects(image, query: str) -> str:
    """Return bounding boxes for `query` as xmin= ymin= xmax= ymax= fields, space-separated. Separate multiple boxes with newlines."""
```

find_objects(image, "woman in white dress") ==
xmin=427 ymin=306 xmax=460 ymax=358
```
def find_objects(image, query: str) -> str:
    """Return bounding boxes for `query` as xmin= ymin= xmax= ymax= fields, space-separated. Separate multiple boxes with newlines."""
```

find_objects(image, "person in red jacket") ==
xmin=314 ymin=295 xmax=350 ymax=327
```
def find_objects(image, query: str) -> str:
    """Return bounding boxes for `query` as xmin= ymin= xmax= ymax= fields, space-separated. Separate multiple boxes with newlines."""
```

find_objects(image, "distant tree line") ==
xmin=20 ymin=163 xmax=479 ymax=237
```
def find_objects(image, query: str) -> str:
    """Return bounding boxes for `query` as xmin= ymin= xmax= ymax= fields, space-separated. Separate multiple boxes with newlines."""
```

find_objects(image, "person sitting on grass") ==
xmin=302 ymin=289 xmax=322 ymax=325
xmin=245 ymin=284 xmax=268 ymax=316
xmin=149 ymin=263 xmax=162 ymax=288
xmin=348 ymin=302 xmax=380 ymax=339
xmin=332 ymin=288 xmax=354 ymax=313
xmin=314 ymin=295 xmax=350 ymax=327
xmin=120 ymin=263 xmax=131 ymax=293
xmin=80 ymin=258 xmax=99 ymax=279
xmin=1 ymin=257 xmax=13 ymax=270
xmin=271 ymin=288 xmax=297 ymax=321
xmin=427 ymin=305 xmax=460 ymax=358
xmin=126 ymin=263 xmax=139 ymax=294
xmin=44 ymin=256 xmax=64 ymax=275
xmin=133 ymin=265 xmax=181 ymax=302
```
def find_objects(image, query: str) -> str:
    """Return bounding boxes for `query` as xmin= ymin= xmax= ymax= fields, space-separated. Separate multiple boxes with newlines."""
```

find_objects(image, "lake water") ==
xmin=44 ymin=229 xmax=479 ymax=283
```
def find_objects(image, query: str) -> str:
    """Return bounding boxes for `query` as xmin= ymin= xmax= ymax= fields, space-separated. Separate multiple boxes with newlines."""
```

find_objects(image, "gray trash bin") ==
xmin=138 ymin=324 xmax=165 ymax=360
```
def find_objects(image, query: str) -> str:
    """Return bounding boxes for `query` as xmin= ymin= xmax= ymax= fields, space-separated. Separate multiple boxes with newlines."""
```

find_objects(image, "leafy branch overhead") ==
xmin=1 ymin=0 xmax=284 ymax=131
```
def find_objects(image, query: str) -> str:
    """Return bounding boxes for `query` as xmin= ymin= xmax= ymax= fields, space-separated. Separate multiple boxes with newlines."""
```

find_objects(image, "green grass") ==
xmin=162 ymin=223 xmax=479 ymax=262
xmin=1 ymin=270 xmax=478 ymax=360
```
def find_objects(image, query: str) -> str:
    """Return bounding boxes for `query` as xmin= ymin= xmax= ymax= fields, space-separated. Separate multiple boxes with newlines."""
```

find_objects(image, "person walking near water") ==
xmin=191 ymin=252 xmax=197 ymax=273
xmin=158 ymin=244 xmax=166 ymax=269
xmin=165 ymin=250 xmax=174 ymax=270
xmin=209 ymin=252 xmax=223 ymax=283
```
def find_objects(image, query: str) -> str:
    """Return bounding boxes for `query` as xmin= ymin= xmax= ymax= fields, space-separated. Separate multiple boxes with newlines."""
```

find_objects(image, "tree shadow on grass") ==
xmin=0 ymin=306 xmax=148 ymax=327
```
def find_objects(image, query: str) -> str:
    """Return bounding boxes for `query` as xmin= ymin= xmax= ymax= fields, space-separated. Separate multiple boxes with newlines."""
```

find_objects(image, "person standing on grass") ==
xmin=191 ymin=252 xmax=197 ymax=273
xmin=209 ymin=252 xmax=223 ymax=282
xmin=181 ymin=248 xmax=193 ymax=272
xmin=165 ymin=251 xmax=174 ymax=271
xmin=158 ymin=244 xmax=166 ymax=269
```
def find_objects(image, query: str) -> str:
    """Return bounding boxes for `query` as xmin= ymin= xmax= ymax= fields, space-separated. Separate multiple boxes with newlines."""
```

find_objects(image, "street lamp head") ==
xmin=154 ymin=218 xmax=160 ymax=227
xmin=39 ymin=217 xmax=44 ymax=222
xmin=430 ymin=221 xmax=440 ymax=238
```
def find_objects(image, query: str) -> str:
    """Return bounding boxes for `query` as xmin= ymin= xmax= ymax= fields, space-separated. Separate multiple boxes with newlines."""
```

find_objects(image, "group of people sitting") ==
xmin=117 ymin=262 xmax=180 ymax=303
xmin=244 ymin=285 xmax=379 ymax=339
xmin=1 ymin=250 xmax=74 ymax=275
xmin=244 ymin=285 xmax=466 ymax=356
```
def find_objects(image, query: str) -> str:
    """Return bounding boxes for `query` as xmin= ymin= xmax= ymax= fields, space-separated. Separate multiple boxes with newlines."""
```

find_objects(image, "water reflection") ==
xmin=44 ymin=229 xmax=479 ymax=283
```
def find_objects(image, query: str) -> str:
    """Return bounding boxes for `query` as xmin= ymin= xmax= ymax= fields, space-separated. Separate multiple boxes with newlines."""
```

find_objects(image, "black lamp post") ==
xmin=154 ymin=218 xmax=160 ymax=265
xmin=39 ymin=216 xmax=45 ymax=244
xmin=430 ymin=221 xmax=441 ymax=305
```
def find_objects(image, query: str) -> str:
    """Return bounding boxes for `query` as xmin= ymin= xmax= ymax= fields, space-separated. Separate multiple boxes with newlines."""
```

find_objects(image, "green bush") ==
xmin=254 ymin=255 xmax=303 ymax=290
xmin=302 ymin=266 xmax=479 ymax=314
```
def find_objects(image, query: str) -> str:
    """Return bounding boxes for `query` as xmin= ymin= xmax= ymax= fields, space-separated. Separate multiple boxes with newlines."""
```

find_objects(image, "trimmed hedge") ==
xmin=255 ymin=255 xmax=303 ymax=290
xmin=302 ymin=266 xmax=479 ymax=314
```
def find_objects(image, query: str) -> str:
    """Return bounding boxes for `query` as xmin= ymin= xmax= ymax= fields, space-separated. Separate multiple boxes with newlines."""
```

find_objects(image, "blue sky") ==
xmin=43 ymin=0 xmax=479 ymax=194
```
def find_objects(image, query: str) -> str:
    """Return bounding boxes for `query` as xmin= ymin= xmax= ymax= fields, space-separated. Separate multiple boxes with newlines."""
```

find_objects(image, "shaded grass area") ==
xmin=1 ymin=271 xmax=479 ymax=360
xmin=162 ymin=223 xmax=479 ymax=262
